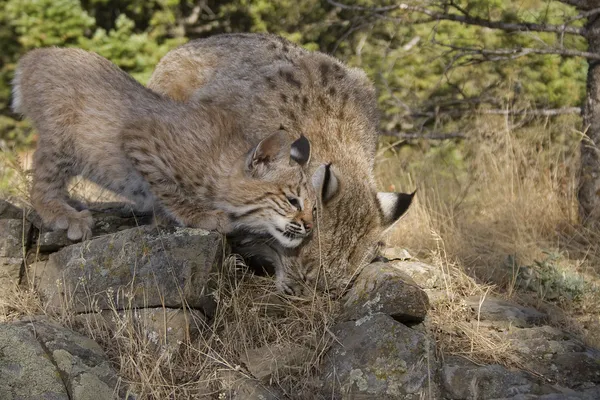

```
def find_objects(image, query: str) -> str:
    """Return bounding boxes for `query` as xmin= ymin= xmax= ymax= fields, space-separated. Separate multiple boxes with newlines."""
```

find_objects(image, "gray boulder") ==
xmin=464 ymin=296 xmax=548 ymax=328
xmin=321 ymin=313 xmax=438 ymax=399
xmin=0 ymin=317 xmax=127 ymax=400
xmin=31 ymin=225 xmax=225 ymax=314
xmin=342 ymin=261 xmax=429 ymax=323
xmin=441 ymin=356 xmax=553 ymax=399
xmin=0 ymin=206 xmax=30 ymax=297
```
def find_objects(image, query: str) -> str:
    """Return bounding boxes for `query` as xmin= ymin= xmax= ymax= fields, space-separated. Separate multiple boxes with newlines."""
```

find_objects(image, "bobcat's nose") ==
xmin=304 ymin=221 xmax=313 ymax=232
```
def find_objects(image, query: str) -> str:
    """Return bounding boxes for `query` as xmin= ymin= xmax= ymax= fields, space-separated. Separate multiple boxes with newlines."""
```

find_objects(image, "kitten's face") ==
xmin=256 ymin=167 xmax=316 ymax=248
xmin=232 ymin=131 xmax=315 ymax=248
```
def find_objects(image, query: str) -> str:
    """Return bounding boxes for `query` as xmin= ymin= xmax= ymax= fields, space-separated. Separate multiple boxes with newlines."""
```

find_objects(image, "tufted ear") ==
xmin=290 ymin=135 xmax=311 ymax=167
xmin=312 ymin=163 xmax=339 ymax=204
xmin=247 ymin=131 xmax=285 ymax=175
xmin=377 ymin=190 xmax=416 ymax=228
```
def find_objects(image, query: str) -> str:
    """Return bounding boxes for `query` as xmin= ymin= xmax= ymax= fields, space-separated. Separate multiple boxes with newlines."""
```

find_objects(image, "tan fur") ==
xmin=149 ymin=34 xmax=414 ymax=295
xmin=12 ymin=48 xmax=316 ymax=255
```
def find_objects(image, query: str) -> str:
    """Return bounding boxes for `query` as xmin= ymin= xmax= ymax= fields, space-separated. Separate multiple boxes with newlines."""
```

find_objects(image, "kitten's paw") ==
xmin=55 ymin=210 xmax=94 ymax=241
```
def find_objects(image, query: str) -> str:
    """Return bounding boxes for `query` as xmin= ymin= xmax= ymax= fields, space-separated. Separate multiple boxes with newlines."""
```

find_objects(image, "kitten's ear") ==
xmin=247 ymin=131 xmax=284 ymax=172
xmin=377 ymin=190 xmax=416 ymax=228
xmin=312 ymin=163 xmax=339 ymax=204
xmin=290 ymin=135 xmax=311 ymax=167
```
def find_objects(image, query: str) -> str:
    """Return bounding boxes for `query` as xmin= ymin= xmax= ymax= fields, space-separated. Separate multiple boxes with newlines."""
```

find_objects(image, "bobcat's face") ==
xmin=228 ymin=131 xmax=316 ymax=248
xmin=259 ymin=169 xmax=316 ymax=248
xmin=292 ymin=164 xmax=415 ymax=295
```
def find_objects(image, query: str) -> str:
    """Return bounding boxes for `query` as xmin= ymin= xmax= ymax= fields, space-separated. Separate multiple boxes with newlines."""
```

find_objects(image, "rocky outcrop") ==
xmin=0 ymin=200 xmax=29 ymax=298
xmin=321 ymin=313 xmax=439 ymax=399
xmin=2 ymin=203 xmax=600 ymax=399
xmin=0 ymin=317 xmax=126 ymax=400
xmin=30 ymin=225 xmax=224 ymax=314
xmin=341 ymin=261 xmax=430 ymax=323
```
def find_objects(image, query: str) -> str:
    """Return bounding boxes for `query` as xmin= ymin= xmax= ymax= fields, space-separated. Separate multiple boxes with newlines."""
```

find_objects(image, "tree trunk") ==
xmin=578 ymin=14 xmax=600 ymax=225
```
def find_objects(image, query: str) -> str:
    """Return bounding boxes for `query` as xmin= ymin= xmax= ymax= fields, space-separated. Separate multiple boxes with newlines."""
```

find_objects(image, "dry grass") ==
xmin=379 ymin=112 xmax=600 ymax=362
xmin=3 ymin=112 xmax=600 ymax=397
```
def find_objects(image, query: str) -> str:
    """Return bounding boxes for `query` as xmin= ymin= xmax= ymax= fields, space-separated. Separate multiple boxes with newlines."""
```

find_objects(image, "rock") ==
xmin=382 ymin=247 xmax=412 ymax=260
xmin=0 ymin=320 xmax=69 ymax=399
xmin=241 ymin=343 xmax=313 ymax=382
xmin=0 ymin=218 xmax=29 ymax=297
xmin=30 ymin=202 xmax=155 ymax=253
xmin=390 ymin=260 xmax=442 ymax=289
xmin=219 ymin=370 xmax=284 ymax=400
xmin=0 ymin=317 xmax=126 ymax=400
xmin=342 ymin=262 xmax=429 ymax=323
xmin=321 ymin=313 xmax=439 ymax=399
xmin=490 ymin=384 xmax=600 ymax=399
xmin=31 ymin=225 xmax=225 ymax=314
xmin=74 ymin=307 xmax=205 ymax=354
xmin=0 ymin=199 xmax=24 ymax=219
xmin=464 ymin=296 xmax=548 ymax=328
xmin=441 ymin=356 xmax=552 ymax=399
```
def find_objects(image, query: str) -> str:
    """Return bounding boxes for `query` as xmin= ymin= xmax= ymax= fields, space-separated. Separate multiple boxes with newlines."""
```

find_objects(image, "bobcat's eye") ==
xmin=287 ymin=196 xmax=301 ymax=210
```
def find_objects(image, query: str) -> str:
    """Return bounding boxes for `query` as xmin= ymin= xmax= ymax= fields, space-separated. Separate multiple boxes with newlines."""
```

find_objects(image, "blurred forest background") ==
xmin=0 ymin=0 xmax=587 ymax=147
xmin=2 ymin=0 xmax=600 ymax=320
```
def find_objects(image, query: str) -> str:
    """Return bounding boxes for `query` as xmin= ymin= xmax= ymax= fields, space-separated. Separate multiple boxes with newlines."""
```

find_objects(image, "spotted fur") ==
xmin=148 ymin=34 xmax=414 ymax=295
xmin=12 ymin=48 xmax=316 ymax=248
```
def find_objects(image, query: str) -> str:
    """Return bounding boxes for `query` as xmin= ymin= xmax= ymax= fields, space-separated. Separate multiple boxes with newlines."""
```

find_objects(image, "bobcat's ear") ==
xmin=290 ymin=135 xmax=311 ymax=167
xmin=377 ymin=190 xmax=416 ymax=228
xmin=247 ymin=131 xmax=284 ymax=173
xmin=312 ymin=163 xmax=339 ymax=204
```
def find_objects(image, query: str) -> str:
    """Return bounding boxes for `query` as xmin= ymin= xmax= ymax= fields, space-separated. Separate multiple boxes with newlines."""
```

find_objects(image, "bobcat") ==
xmin=11 ymin=47 xmax=317 ymax=253
xmin=148 ymin=33 xmax=414 ymax=295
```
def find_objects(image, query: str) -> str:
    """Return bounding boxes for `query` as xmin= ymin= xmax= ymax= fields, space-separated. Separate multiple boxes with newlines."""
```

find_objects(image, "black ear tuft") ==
xmin=290 ymin=135 xmax=311 ymax=166
xmin=377 ymin=190 xmax=416 ymax=227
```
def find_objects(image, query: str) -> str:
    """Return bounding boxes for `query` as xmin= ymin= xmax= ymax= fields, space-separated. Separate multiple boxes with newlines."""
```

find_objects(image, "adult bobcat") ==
xmin=12 ymin=48 xmax=316 ymax=252
xmin=148 ymin=33 xmax=414 ymax=294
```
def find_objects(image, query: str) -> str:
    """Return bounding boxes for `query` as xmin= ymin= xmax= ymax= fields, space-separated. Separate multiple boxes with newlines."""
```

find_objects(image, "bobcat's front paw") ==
xmin=54 ymin=209 xmax=94 ymax=241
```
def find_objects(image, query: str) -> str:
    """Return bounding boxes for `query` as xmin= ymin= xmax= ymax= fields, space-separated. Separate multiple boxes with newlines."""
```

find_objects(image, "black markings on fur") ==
xmin=268 ymin=43 xmax=277 ymax=50
xmin=328 ymin=87 xmax=336 ymax=97
xmin=282 ymin=44 xmax=289 ymax=53
xmin=280 ymin=70 xmax=302 ymax=89
xmin=318 ymin=95 xmax=331 ymax=112
xmin=280 ymin=93 xmax=288 ymax=103
xmin=293 ymin=94 xmax=300 ymax=103
xmin=321 ymin=164 xmax=332 ymax=201
xmin=290 ymin=135 xmax=310 ymax=166
xmin=391 ymin=191 xmax=416 ymax=222
xmin=333 ymin=63 xmax=346 ymax=80
xmin=265 ymin=76 xmax=276 ymax=89
xmin=319 ymin=62 xmax=331 ymax=86
xmin=302 ymin=96 xmax=309 ymax=112
xmin=286 ymin=109 xmax=298 ymax=123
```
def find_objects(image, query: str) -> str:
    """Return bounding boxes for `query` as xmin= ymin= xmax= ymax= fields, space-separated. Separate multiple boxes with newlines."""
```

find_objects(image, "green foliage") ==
xmin=0 ymin=0 xmax=591 ymax=147
xmin=512 ymin=251 xmax=599 ymax=305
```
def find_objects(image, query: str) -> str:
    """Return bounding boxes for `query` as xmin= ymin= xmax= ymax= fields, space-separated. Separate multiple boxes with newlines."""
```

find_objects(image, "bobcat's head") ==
xmin=226 ymin=130 xmax=316 ymax=248
xmin=296 ymin=163 xmax=415 ymax=294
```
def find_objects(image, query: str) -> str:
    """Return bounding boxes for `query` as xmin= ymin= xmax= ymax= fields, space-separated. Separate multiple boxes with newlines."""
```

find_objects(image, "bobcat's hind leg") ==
xmin=31 ymin=146 xmax=94 ymax=241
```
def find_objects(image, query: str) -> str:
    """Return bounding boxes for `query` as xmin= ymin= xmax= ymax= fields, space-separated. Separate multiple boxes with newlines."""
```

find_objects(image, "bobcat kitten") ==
xmin=12 ymin=48 xmax=316 ymax=249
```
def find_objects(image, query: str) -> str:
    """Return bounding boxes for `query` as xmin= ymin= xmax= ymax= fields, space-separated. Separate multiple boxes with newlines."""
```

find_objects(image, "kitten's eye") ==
xmin=287 ymin=196 xmax=301 ymax=210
